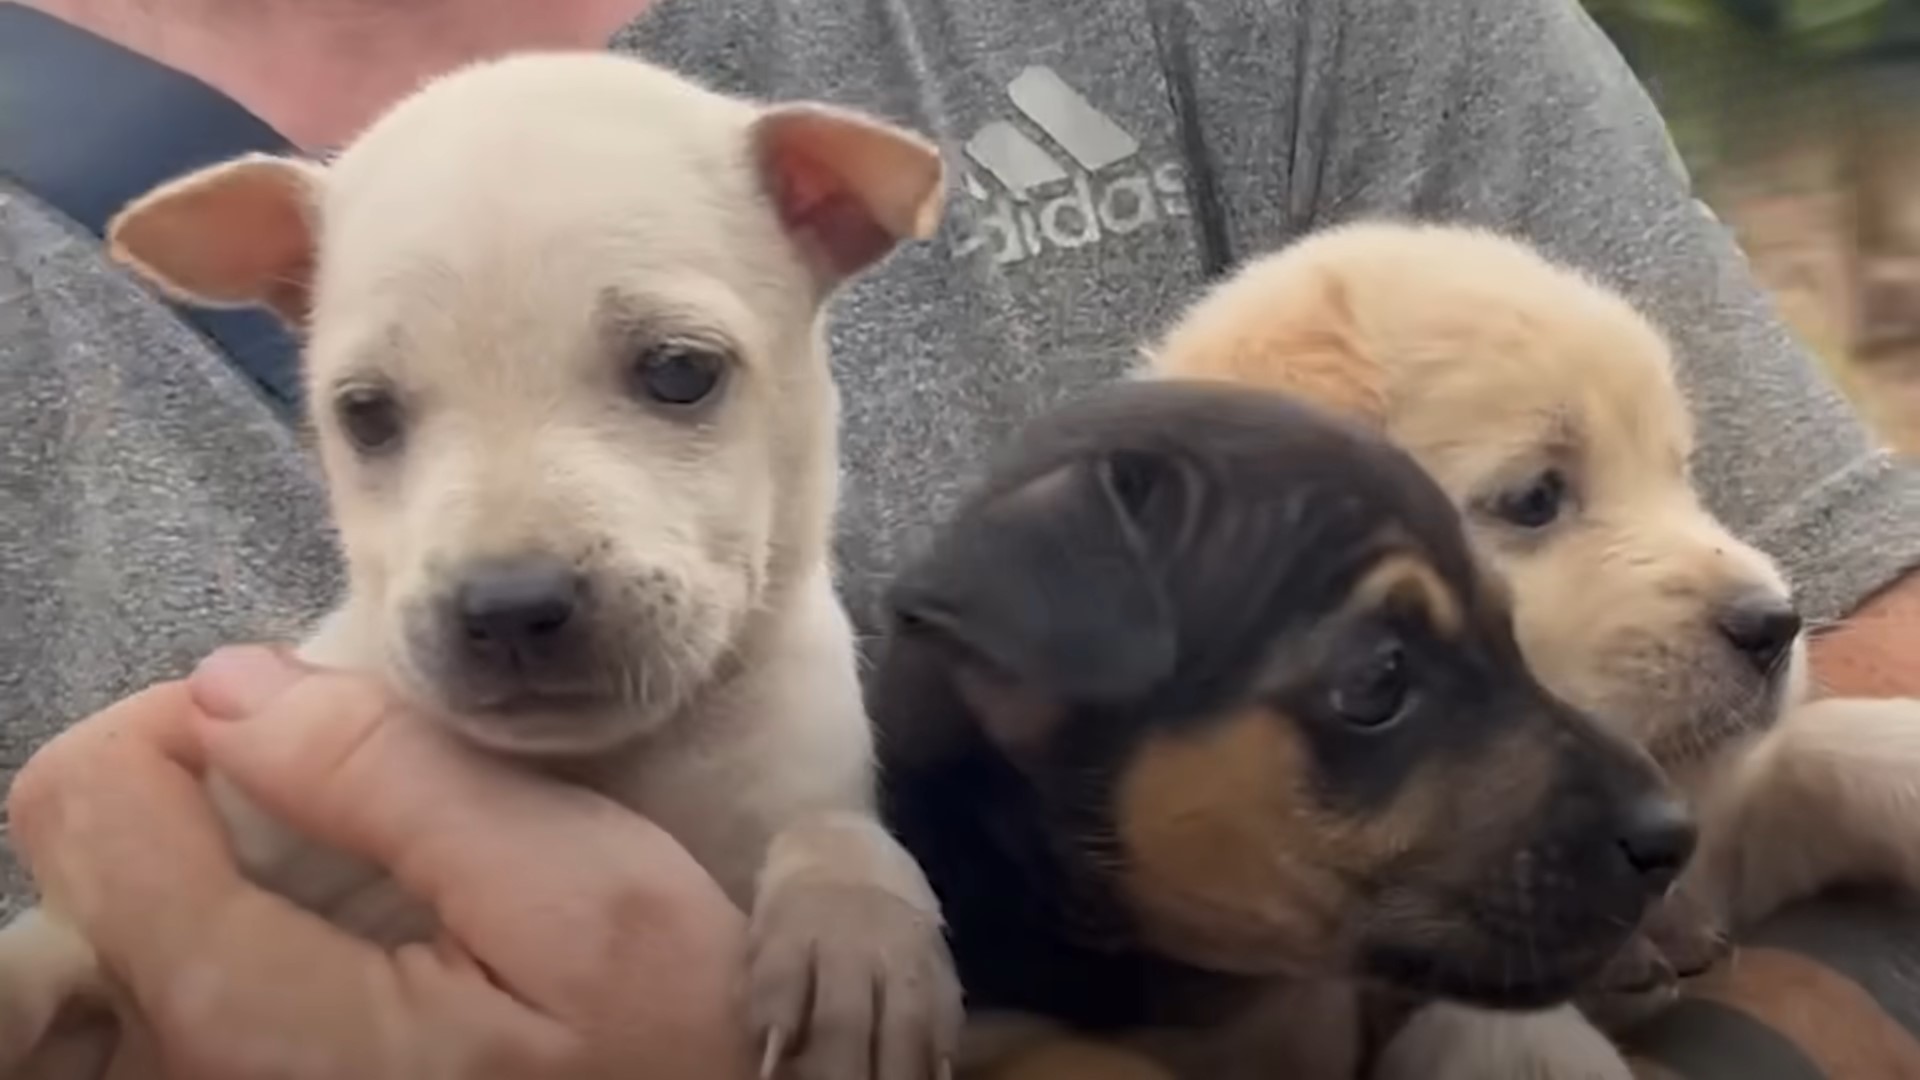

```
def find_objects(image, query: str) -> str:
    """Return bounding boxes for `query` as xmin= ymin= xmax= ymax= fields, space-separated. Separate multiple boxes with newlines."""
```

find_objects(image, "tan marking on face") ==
xmin=1342 ymin=726 xmax=1567 ymax=964
xmin=1116 ymin=707 xmax=1342 ymax=971
xmin=1114 ymin=706 xmax=1447 ymax=974
xmin=1344 ymin=550 xmax=1465 ymax=639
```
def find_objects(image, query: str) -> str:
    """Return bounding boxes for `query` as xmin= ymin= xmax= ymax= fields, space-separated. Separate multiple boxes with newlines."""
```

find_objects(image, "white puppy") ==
xmin=0 ymin=52 xmax=961 ymax=1080
xmin=1144 ymin=220 xmax=1920 ymax=1080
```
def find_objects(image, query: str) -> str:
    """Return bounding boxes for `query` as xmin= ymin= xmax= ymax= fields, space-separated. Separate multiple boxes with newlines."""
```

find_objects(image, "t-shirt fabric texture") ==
xmin=3 ymin=0 xmax=1918 ymax=909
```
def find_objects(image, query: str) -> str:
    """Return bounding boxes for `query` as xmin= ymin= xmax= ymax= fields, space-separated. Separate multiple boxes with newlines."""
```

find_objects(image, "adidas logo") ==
xmin=952 ymin=66 xmax=1191 ymax=266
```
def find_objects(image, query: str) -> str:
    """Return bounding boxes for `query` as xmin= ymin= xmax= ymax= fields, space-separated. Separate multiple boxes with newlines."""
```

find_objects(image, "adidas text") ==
xmin=954 ymin=163 xmax=1190 ymax=265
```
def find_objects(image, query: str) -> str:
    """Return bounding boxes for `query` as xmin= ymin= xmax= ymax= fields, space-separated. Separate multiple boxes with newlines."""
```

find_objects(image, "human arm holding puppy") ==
xmin=7 ymin=645 xmax=757 ymax=1080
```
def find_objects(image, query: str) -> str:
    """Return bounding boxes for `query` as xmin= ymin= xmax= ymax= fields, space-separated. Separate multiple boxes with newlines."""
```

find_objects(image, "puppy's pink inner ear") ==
xmin=107 ymin=154 xmax=321 ymax=326
xmin=753 ymin=105 xmax=945 ymax=283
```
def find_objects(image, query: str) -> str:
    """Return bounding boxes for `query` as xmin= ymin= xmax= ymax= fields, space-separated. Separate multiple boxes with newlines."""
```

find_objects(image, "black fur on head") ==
xmin=873 ymin=379 xmax=1693 ymax=1032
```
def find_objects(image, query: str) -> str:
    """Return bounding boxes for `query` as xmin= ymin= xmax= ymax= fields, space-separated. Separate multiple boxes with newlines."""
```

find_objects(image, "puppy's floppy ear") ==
xmin=107 ymin=152 xmax=324 ymax=326
xmin=1147 ymin=271 xmax=1388 ymax=429
xmin=751 ymin=103 xmax=945 ymax=285
xmin=890 ymin=449 xmax=1180 ymax=704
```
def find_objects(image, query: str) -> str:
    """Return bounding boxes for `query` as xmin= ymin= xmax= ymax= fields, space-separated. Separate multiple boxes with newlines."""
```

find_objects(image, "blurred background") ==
xmin=1584 ymin=0 xmax=1920 ymax=453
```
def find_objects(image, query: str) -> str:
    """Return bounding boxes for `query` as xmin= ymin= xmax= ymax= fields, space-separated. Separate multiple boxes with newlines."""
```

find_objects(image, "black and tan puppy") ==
xmin=872 ymin=380 xmax=1697 ymax=1080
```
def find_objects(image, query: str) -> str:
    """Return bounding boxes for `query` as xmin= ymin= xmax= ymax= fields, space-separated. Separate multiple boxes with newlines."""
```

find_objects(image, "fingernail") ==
xmin=191 ymin=644 xmax=305 ymax=720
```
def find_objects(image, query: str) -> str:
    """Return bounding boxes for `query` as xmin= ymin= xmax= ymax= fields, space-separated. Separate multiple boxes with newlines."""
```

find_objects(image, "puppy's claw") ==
xmin=1641 ymin=897 xmax=1730 ymax=980
xmin=760 ymin=1027 xmax=787 ymax=1080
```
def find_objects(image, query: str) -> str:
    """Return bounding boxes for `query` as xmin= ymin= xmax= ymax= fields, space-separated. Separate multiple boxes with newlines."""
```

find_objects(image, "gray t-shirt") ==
xmin=3 ymin=0 xmax=1917 ymax=906
xmin=615 ymin=0 xmax=1920 ymax=625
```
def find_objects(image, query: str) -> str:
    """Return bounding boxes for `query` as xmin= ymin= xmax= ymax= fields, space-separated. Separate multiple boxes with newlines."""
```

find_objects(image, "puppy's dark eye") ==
xmin=1494 ymin=469 xmax=1566 ymax=529
xmin=631 ymin=342 xmax=726 ymax=407
xmin=334 ymin=386 xmax=404 ymax=455
xmin=1330 ymin=640 xmax=1411 ymax=730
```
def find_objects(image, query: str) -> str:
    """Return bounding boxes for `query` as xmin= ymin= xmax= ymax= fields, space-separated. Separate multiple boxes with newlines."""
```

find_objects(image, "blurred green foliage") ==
xmin=1581 ymin=0 xmax=1909 ymax=56
xmin=1579 ymin=0 xmax=1920 ymax=185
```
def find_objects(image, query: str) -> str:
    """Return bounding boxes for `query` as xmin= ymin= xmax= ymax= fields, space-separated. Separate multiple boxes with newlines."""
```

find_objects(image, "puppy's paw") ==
xmin=1578 ymin=893 xmax=1729 ymax=1034
xmin=1589 ymin=932 xmax=1678 ymax=998
xmin=1640 ymin=897 xmax=1730 ymax=981
xmin=1578 ymin=937 xmax=1682 ymax=1036
xmin=749 ymin=879 xmax=963 ymax=1080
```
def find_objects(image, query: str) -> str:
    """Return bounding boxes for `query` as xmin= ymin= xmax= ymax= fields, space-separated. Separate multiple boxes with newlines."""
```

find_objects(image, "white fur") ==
xmin=0 ymin=53 xmax=958 ymax=1080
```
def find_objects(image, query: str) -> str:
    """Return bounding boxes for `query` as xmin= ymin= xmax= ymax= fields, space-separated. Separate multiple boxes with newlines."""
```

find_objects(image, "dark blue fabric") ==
xmin=0 ymin=2 xmax=303 ymax=414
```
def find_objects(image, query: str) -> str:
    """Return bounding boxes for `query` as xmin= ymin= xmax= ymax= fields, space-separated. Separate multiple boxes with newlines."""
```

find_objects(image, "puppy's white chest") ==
xmin=580 ymin=618 xmax=879 ymax=902
xmin=576 ymin=743 xmax=786 ymax=903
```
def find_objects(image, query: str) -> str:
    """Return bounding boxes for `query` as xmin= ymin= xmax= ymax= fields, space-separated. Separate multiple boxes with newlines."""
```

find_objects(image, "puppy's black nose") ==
xmin=1614 ymin=796 xmax=1696 ymax=894
xmin=1715 ymin=591 xmax=1801 ymax=674
xmin=457 ymin=556 xmax=582 ymax=661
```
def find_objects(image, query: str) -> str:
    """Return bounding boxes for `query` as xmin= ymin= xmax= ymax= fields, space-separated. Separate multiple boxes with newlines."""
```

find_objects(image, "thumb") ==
xmin=183 ymin=645 xmax=531 ymax=884
xmin=186 ymin=647 xmax=650 ymax=893
xmin=189 ymin=643 xmax=311 ymax=720
xmin=185 ymin=646 xmax=738 ymax=1018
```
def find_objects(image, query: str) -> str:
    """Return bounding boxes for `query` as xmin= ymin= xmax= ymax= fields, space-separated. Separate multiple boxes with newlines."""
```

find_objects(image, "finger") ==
xmin=189 ymin=646 xmax=739 ymax=1016
xmin=13 ymin=680 xmax=206 ymax=768
xmin=138 ymin=889 xmax=564 ymax=1080
xmin=18 ymin=1008 xmax=119 ymax=1080
xmin=19 ymin=722 xmax=408 ymax=1060
xmin=87 ymin=847 xmax=559 ymax=1077
xmin=6 ymin=682 xmax=243 ymax=978
xmin=101 ymin=1009 xmax=160 ymax=1080
xmin=9 ymin=681 xmax=205 ymax=856
xmin=0 ymin=680 xmax=520 ymax=1075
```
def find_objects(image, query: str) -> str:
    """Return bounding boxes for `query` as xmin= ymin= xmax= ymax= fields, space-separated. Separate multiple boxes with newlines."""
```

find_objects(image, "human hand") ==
xmin=7 ymin=645 xmax=755 ymax=1080
xmin=1809 ymin=571 xmax=1920 ymax=700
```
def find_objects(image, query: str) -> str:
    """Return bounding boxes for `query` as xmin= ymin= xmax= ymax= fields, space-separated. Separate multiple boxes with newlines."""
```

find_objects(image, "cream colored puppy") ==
xmin=0 ymin=52 xmax=960 ymax=1080
xmin=1143 ymin=220 xmax=1920 ymax=1080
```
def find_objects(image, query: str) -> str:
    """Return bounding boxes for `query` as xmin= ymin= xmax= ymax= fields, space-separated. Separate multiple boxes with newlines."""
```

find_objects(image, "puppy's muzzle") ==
xmin=428 ymin=553 xmax=607 ymax=707
xmin=1524 ymin=694 xmax=1700 ymax=941
xmin=1474 ymin=703 xmax=1699 ymax=1005
xmin=456 ymin=555 xmax=585 ymax=669
xmin=1368 ymin=690 xmax=1699 ymax=1011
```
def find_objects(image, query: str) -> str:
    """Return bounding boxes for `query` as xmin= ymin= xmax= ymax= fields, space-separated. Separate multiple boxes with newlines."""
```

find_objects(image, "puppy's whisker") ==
xmin=1804 ymin=610 xmax=1902 ymax=635
xmin=620 ymin=659 xmax=645 ymax=710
